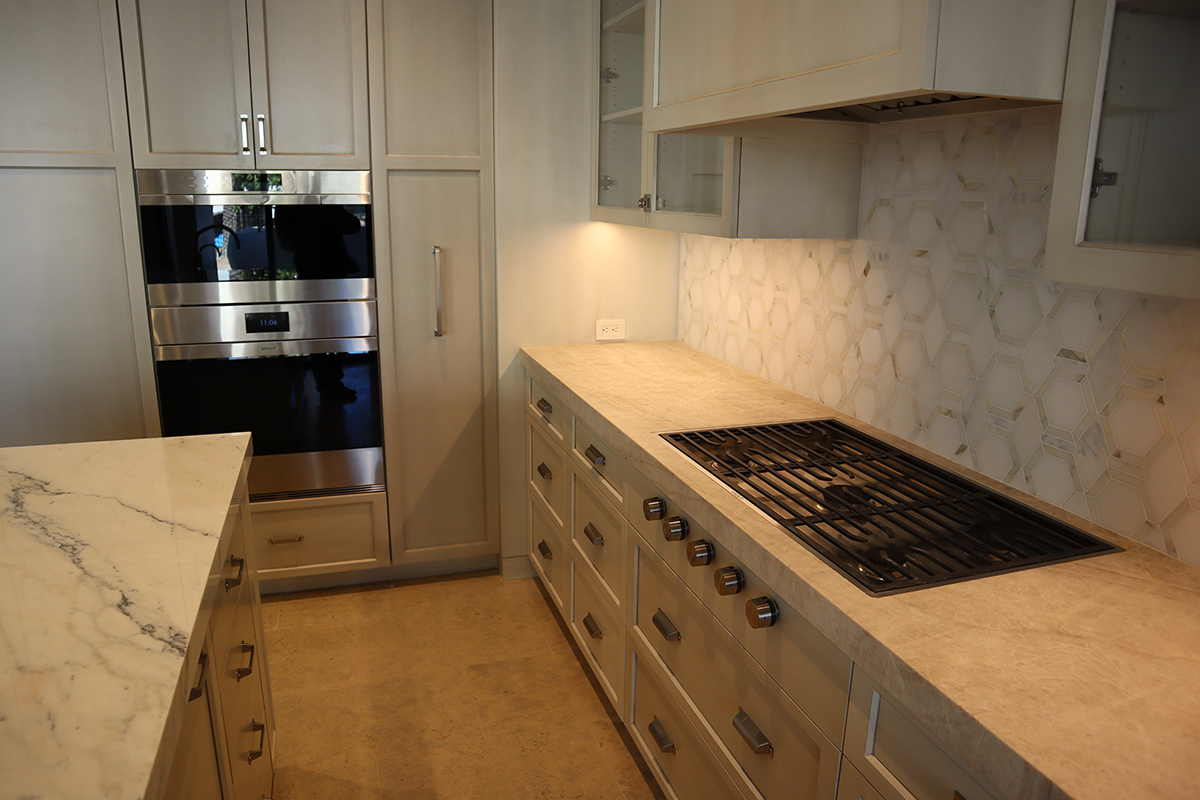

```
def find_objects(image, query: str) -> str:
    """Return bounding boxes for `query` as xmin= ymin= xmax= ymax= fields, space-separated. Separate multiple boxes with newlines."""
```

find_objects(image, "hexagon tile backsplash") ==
xmin=678 ymin=106 xmax=1200 ymax=568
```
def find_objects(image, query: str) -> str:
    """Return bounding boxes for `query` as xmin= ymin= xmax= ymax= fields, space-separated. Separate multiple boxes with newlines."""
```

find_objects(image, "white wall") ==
xmin=493 ymin=0 xmax=680 ymax=573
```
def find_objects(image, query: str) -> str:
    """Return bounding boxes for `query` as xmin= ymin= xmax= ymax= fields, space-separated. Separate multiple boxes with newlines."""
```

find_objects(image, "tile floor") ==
xmin=260 ymin=571 xmax=665 ymax=800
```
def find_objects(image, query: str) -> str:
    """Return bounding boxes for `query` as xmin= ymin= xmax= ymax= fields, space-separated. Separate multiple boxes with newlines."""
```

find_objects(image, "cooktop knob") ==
xmin=663 ymin=516 xmax=689 ymax=541
xmin=746 ymin=596 xmax=779 ymax=629
xmin=714 ymin=566 xmax=744 ymax=595
xmin=687 ymin=539 xmax=715 ymax=567
xmin=643 ymin=497 xmax=666 ymax=520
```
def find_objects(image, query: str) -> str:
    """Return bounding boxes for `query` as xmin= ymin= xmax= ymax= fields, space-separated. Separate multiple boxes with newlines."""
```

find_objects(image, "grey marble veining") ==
xmin=521 ymin=341 xmax=1200 ymax=800
xmin=0 ymin=434 xmax=252 ymax=800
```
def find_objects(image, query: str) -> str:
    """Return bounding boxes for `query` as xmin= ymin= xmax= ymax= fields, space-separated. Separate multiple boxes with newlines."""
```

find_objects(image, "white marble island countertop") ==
xmin=521 ymin=341 xmax=1200 ymax=800
xmin=0 ymin=433 xmax=252 ymax=800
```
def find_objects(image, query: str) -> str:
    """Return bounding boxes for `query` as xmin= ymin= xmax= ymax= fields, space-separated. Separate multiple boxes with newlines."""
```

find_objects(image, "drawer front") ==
xmin=250 ymin=491 xmax=388 ymax=578
xmin=631 ymin=643 xmax=744 ymax=800
xmin=530 ymin=419 xmax=568 ymax=525
xmin=210 ymin=506 xmax=249 ymax=651
xmin=572 ymin=471 xmax=627 ymax=605
xmin=530 ymin=498 xmax=571 ymax=612
xmin=573 ymin=418 xmax=627 ymax=506
xmin=844 ymin=669 xmax=1003 ymax=800
xmin=635 ymin=543 xmax=839 ymax=800
xmin=629 ymin=469 xmax=853 ymax=745
xmin=572 ymin=567 xmax=624 ymax=708
xmin=529 ymin=377 xmax=567 ymax=446
xmin=835 ymin=758 xmax=886 ymax=800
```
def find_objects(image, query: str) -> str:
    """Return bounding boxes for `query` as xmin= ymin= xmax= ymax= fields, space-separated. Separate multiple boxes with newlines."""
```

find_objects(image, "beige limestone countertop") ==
xmin=0 ymin=433 xmax=252 ymax=800
xmin=520 ymin=341 xmax=1200 ymax=800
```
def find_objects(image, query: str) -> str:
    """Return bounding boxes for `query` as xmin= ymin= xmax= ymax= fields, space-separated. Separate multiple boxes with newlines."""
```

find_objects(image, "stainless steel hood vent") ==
xmin=785 ymin=94 xmax=1054 ymax=125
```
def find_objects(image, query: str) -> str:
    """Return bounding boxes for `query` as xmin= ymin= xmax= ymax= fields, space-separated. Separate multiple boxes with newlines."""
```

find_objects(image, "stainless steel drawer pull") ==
xmin=733 ymin=708 xmax=773 ymax=756
xmin=584 ymin=444 xmax=606 ymax=467
xmin=432 ymin=245 xmax=445 ymax=337
xmin=537 ymin=540 xmax=553 ymax=560
xmin=255 ymin=113 xmax=267 ymax=155
xmin=239 ymin=114 xmax=250 ymax=155
xmin=225 ymin=555 xmax=245 ymax=591
xmin=536 ymin=397 xmax=553 ymax=414
xmin=247 ymin=720 xmax=266 ymax=763
xmin=188 ymin=651 xmax=208 ymax=702
xmin=648 ymin=717 xmax=676 ymax=754
xmin=663 ymin=516 xmax=688 ymax=541
xmin=583 ymin=522 xmax=604 ymax=546
xmin=536 ymin=462 xmax=553 ymax=480
xmin=652 ymin=608 xmax=681 ymax=642
xmin=582 ymin=613 xmax=603 ymax=639
xmin=268 ymin=535 xmax=304 ymax=545
xmin=236 ymin=641 xmax=255 ymax=680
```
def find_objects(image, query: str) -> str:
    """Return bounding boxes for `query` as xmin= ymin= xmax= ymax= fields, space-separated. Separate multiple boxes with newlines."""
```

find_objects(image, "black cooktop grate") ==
xmin=662 ymin=419 xmax=1121 ymax=596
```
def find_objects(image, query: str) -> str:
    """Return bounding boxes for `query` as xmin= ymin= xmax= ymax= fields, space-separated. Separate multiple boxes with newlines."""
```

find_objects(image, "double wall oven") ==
xmin=138 ymin=170 xmax=384 ymax=502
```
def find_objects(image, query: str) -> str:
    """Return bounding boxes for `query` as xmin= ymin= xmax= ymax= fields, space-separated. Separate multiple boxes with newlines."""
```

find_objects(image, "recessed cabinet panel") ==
xmin=573 ymin=475 xmax=627 ymax=605
xmin=381 ymin=0 xmax=483 ymax=157
xmin=530 ymin=497 xmax=570 ymax=611
xmin=571 ymin=567 xmax=625 ymax=708
xmin=120 ymin=0 xmax=253 ymax=166
xmin=250 ymin=492 xmax=389 ymax=580
xmin=0 ymin=0 xmax=117 ymax=155
xmin=530 ymin=420 xmax=568 ymax=526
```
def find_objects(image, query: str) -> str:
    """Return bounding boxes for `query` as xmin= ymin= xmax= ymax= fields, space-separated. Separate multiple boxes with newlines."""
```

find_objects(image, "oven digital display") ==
xmin=245 ymin=312 xmax=290 ymax=333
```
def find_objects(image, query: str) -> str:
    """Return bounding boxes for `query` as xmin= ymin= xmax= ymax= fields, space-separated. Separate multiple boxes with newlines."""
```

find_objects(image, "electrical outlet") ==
xmin=595 ymin=319 xmax=626 ymax=341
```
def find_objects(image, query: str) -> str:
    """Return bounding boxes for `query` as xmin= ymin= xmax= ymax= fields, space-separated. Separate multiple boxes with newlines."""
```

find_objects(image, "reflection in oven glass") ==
xmin=156 ymin=351 xmax=382 ymax=456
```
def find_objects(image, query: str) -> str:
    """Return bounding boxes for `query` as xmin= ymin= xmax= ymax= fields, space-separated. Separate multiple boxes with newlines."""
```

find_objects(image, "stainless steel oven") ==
xmin=139 ymin=170 xmax=384 ymax=501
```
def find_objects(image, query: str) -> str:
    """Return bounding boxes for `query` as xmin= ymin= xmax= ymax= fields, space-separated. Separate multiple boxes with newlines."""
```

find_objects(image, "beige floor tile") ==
xmin=266 ymin=620 xmax=371 ymax=695
xmin=467 ymin=650 xmax=611 ymax=737
xmin=274 ymin=581 xmax=405 ymax=631
xmin=271 ymin=686 xmax=381 ymax=786
xmin=376 ymin=740 xmax=535 ymax=800
xmin=273 ymin=765 xmax=381 ymax=800
xmin=365 ymin=666 xmax=486 ymax=752
xmin=588 ymin=719 xmax=668 ymax=800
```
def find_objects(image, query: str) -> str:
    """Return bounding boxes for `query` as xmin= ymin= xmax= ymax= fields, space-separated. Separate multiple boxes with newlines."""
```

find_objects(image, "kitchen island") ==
xmin=521 ymin=340 xmax=1200 ymax=800
xmin=0 ymin=433 xmax=254 ymax=800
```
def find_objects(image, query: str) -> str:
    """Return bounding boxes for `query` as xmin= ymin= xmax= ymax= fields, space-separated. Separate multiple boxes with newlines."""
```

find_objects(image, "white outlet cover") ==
xmin=595 ymin=319 xmax=626 ymax=341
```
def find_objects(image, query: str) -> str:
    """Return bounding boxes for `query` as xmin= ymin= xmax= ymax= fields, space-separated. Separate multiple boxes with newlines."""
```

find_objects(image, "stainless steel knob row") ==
xmin=714 ymin=566 xmax=745 ymax=595
xmin=687 ymin=539 xmax=714 ymax=566
xmin=746 ymin=596 xmax=779 ymax=629
xmin=663 ymin=516 xmax=688 ymax=541
xmin=643 ymin=496 xmax=665 ymax=520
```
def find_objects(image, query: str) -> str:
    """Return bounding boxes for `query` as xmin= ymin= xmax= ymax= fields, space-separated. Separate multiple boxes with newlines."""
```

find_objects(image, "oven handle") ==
xmin=155 ymin=336 xmax=378 ymax=362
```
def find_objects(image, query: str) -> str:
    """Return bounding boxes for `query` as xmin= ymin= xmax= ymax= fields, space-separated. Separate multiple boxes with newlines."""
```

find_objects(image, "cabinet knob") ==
xmin=746 ymin=596 xmax=779 ymax=629
xmin=662 ymin=516 xmax=689 ymax=542
xmin=643 ymin=497 xmax=666 ymax=520
xmin=687 ymin=539 xmax=715 ymax=567
xmin=714 ymin=566 xmax=745 ymax=595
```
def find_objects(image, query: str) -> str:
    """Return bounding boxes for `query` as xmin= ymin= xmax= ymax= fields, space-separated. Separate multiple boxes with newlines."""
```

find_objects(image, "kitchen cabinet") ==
xmin=642 ymin=0 xmax=1074 ymax=134
xmin=369 ymin=0 xmax=500 ymax=566
xmin=250 ymin=492 xmax=391 ymax=581
xmin=118 ymin=0 xmax=369 ymax=170
xmin=1044 ymin=0 xmax=1200 ymax=298
xmin=0 ymin=0 xmax=157 ymax=448
xmin=163 ymin=636 xmax=226 ymax=800
xmin=591 ymin=0 xmax=866 ymax=239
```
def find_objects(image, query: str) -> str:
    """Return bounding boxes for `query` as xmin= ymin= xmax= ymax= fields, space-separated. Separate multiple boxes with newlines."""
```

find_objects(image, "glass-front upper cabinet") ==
xmin=1045 ymin=0 xmax=1200 ymax=298
xmin=592 ymin=0 xmax=735 ymax=234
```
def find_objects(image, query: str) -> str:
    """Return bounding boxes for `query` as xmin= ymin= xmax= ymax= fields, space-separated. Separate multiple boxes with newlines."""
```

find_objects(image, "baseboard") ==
xmin=258 ymin=552 xmax=500 ymax=594
xmin=501 ymin=554 xmax=536 ymax=581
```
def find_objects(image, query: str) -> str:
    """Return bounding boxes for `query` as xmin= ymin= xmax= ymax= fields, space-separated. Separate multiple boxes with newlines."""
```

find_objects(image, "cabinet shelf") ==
xmin=602 ymin=1 xmax=645 ymax=34
xmin=601 ymin=106 xmax=643 ymax=125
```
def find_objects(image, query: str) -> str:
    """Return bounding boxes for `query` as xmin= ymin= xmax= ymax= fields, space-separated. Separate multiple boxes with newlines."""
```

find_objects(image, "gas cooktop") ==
xmin=662 ymin=419 xmax=1121 ymax=596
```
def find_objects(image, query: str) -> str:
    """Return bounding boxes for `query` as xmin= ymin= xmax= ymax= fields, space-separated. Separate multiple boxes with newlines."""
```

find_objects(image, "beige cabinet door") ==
xmin=385 ymin=170 xmax=491 ymax=558
xmin=216 ymin=598 xmax=273 ymax=800
xmin=246 ymin=0 xmax=370 ymax=169
xmin=164 ymin=640 xmax=227 ymax=800
xmin=119 ymin=0 xmax=255 ymax=169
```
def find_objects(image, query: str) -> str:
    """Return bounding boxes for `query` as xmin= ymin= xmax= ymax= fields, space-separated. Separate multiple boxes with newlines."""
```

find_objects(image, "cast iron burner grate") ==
xmin=662 ymin=419 xmax=1121 ymax=596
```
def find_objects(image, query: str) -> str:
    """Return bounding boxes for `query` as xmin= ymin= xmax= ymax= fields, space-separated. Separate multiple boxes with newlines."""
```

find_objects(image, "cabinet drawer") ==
xmin=572 ymin=472 xmax=627 ymax=606
xmin=250 ymin=491 xmax=388 ymax=579
xmin=630 ymin=642 xmax=744 ymax=800
xmin=628 ymin=469 xmax=853 ymax=746
xmin=836 ymin=758 xmax=886 ymax=800
xmin=530 ymin=419 xmax=568 ymax=525
xmin=844 ymin=669 xmax=1004 ymax=800
xmin=530 ymin=499 xmax=571 ymax=612
xmin=210 ymin=506 xmax=250 ymax=651
xmin=635 ymin=543 xmax=839 ymax=800
xmin=528 ymin=377 xmax=567 ymax=446
xmin=573 ymin=418 xmax=627 ymax=506
xmin=571 ymin=567 xmax=624 ymax=708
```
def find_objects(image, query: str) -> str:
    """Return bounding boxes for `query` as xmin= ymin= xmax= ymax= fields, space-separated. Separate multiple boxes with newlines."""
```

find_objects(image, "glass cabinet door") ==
xmin=596 ymin=0 xmax=646 ymax=213
xmin=654 ymin=134 xmax=724 ymax=216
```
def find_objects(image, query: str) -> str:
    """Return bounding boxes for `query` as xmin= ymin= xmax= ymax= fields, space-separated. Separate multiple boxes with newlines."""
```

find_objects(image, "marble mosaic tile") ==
xmin=677 ymin=106 xmax=1200 ymax=569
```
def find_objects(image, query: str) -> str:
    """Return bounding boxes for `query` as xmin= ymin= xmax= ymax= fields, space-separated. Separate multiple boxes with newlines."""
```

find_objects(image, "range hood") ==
xmin=783 ymin=93 xmax=1056 ymax=125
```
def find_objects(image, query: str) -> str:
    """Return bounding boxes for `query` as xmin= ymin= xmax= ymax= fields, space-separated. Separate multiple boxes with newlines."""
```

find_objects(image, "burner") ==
xmin=664 ymin=420 xmax=1121 ymax=595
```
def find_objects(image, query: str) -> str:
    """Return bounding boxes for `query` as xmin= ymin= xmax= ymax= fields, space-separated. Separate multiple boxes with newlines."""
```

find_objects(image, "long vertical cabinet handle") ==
xmin=432 ymin=245 xmax=445 ymax=337
xmin=256 ymin=114 xmax=267 ymax=156
xmin=239 ymin=114 xmax=250 ymax=155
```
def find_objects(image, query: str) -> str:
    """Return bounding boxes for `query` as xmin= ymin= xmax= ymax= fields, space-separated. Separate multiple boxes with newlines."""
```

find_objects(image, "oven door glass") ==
xmin=156 ymin=349 xmax=382 ymax=456
xmin=141 ymin=202 xmax=373 ymax=297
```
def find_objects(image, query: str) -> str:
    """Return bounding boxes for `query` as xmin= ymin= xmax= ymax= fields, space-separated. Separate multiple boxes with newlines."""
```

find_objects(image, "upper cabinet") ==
xmin=118 ymin=0 xmax=369 ymax=170
xmin=591 ymin=0 xmax=866 ymax=239
xmin=642 ymin=0 xmax=1075 ymax=133
xmin=1044 ymin=0 xmax=1200 ymax=298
